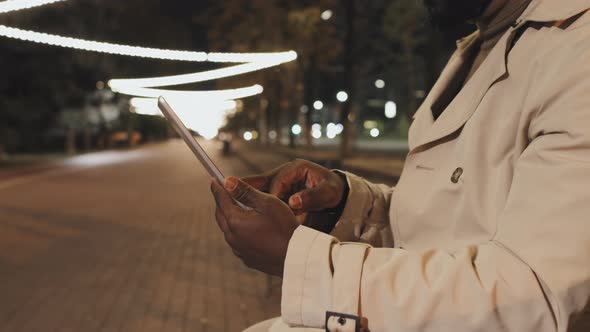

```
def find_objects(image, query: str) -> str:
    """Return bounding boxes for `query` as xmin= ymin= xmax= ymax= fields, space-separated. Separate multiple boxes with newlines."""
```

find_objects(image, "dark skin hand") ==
xmin=210 ymin=159 xmax=347 ymax=277
xmin=241 ymin=159 xmax=347 ymax=215
xmin=210 ymin=176 xmax=300 ymax=277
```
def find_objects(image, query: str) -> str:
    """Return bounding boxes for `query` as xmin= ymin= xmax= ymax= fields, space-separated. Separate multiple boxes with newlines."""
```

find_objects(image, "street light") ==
xmin=375 ymin=79 xmax=385 ymax=89
xmin=327 ymin=123 xmax=339 ymax=139
xmin=312 ymin=123 xmax=322 ymax=139
xmin=313 ymin=100 xmax=324 ymax=110
xmin=321 ymin=10 xmax=333 ymax=21
xmin=243 ymin=131 xmax=253 ymax=141
xmin=370 ymin=128 xmax=380 ymax=138
xmin=291 ymin=124 xmax=302 ymax=135
xmin=385 ymin=101 xmax=397 ymax=119
xmin=336 ymin=91 xmax=348 ymax=102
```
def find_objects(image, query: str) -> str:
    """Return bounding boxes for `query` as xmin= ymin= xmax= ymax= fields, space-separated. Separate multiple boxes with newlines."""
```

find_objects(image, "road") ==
xmin=0 ymin=140 xmax=281 ymax=332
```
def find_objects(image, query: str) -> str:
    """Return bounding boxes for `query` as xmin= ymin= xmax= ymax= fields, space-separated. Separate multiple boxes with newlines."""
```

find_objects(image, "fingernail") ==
xmin=225 ymin=177 xmax=238 ymax=191
xmin=289 ymin=195 xmax=302 ymax=209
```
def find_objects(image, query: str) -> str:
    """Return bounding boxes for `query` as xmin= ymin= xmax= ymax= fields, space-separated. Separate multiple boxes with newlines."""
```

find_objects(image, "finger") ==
xmin=215 ymin=206 xmax=232 ymax=234
xmin=214 ymin=207 xmax=242 ymax=248
xmin=241 ymin=175 xmax=270 ymax=192
xmin=241 ymin=163 xmax=287 ymax=193
xmin=232 ymin=248 xmax=243 ymax=259
xmin=211 ymin=179 xmax=241 ymax=215
xmin=224 ymin=231 xmax=240 ymax=250
xmin=288 ymin=181 xmax=341 ymax=212
xmin=224 ymin=176 xmax=270 ymax=208
xmin=295 ymin=213 xmax=308 ymax=224
xmin=268 ymin=161 xmax=307 ymax=200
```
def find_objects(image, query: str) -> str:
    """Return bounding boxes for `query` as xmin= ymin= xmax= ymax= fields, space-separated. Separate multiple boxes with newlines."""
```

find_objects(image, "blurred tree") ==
xmin=338 ymin=0 xmax=359 ymax=158
xmin=382 ymin=0 xmax=473 ymax=121
xmin=203 ymin=0 xmax=470 ymax=155
xmin=383 ymin=0 xmax=429 ymax=121
xmin=0 ymin=0 xmax=207 ymax=153
xmin=198 ymin=0 xmax=285 ymax=144
xmin=0 ymin=0 xmax=468 ymax=155
xmin=286 ymin=3 xmax=342 ymax=147
xmin=202 ymin=0 xmax=342 ymax=148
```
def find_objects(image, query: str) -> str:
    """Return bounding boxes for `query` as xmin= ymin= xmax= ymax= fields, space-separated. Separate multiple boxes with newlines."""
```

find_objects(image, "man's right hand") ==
xmin=242 ymin=159 xmax=348 ymax=216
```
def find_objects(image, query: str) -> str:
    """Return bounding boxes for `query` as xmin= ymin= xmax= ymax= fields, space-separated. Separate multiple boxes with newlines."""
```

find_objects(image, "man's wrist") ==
xmin=325 ymin=170 xmax=350 ymax=215
xmin=303 ymin=171 xmax=349 ymax=234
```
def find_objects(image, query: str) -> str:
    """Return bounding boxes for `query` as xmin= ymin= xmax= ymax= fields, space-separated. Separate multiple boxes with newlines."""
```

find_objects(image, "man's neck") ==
xmin=475 ymin=0 xmax=532 ymax=44
xmin=477 ymin=0 xmax=510 ymax=32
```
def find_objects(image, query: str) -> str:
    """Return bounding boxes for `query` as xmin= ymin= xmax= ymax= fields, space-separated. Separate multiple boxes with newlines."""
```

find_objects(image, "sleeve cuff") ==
xmin=330 ymin=172 xmax=374 ymax=241
xmin=281 ymin=226 xmax=372 ymax=329
xmin=281 ymin=226 xmax=337 ymax=327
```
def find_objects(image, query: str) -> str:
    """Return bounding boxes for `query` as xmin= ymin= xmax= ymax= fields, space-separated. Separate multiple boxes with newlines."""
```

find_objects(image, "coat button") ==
xmin=511 ymin=19 xmax=522 ymax=28
xmin=451 ymin=167 xmax=463 ymax=183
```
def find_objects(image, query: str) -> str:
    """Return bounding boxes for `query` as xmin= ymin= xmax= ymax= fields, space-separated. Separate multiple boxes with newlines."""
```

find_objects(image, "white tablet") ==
xmin=157 ymin=97 xmax=249 ymax=209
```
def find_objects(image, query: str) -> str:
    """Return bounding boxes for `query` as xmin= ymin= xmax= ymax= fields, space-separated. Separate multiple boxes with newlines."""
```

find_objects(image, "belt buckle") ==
xmin=325 ymin=311 xmax=362 ymax=332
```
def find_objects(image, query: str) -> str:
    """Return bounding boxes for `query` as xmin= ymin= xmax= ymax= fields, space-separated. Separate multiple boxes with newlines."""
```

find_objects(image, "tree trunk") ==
xmin=258 ymin=98 xmax=269 ymax=146
xmin=83 ymin=127 xmax=92 ymax=152
xmin=287 ymin=99 xmax=296 ymax=149
xmin=303 ymin=59 xmax=316 ymax=148
xmin=127 ymin=114 xmax=135 ymax=148
xmin=66 ymin=128 xmax=76 ymax=155
xmin=339 ymin=0 xmax=357 ymax=159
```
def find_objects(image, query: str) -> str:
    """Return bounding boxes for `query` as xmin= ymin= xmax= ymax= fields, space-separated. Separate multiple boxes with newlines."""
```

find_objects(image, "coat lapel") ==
xmin=409 ymin=50 xmax=461 ymax=150
xmin=411 ymin=30 xmax=512 ymax=153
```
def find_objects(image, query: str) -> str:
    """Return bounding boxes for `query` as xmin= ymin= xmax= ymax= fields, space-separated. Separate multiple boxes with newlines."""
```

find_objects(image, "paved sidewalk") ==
xmin=0 ymin=155 xmax=64 ymax=181
xmin=0 ymin=141 xmax=280 ymax=332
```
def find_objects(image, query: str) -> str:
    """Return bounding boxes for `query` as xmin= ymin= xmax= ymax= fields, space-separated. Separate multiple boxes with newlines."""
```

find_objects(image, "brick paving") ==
xmin=0 ymin=140 xmax=280 ymax=332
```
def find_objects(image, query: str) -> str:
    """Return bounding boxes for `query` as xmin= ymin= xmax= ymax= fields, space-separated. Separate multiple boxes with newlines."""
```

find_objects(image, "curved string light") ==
xmin=0 ymin=0 xmax=298 ymax=138
xmin=0 ymin=25 xmax=297 ymax=64
xmin=112 ymin=84 xmax=264 ymax=100
xmin=0 ymin=0 xmax=297 ymax=68
xmin=0 ymin=0 xmax=65 ymax=14
xmin=130 ymin=97 xmax=239 ymax=139
xmin=206 ymin=51 xmax=297 ymax=64
xmin=0 ymin=25 xmax=205 ymax=61
xmin=108 ymin=52 xmax=297 ymax=89
xmin=129 ymin=97 xmax=238 ymax=114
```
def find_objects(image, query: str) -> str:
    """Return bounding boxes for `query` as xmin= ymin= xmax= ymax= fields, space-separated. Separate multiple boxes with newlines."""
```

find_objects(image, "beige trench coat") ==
xmin=265 ymin=0 xmax=590 ymax=331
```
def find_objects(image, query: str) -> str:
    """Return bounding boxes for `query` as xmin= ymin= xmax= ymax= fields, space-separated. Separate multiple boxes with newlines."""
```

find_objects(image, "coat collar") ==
xmin=410 ymin=29 xmax=509 ymax=152
xmin=408 ymin=0 xmax=590 ymax=153
xmin=519 ymin=0 xmax=590 ymax=24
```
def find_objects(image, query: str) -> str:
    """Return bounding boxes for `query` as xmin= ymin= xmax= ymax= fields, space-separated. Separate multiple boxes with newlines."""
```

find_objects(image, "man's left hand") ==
xmin=210 ymin=176 xmax=300 ymax=277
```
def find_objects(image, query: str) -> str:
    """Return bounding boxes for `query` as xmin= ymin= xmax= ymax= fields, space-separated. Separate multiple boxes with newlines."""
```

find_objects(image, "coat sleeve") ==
xmin=328 ymin=171 xmax=394 ymax=247
xmin=281 ymin=39 xmax=590 ymax=332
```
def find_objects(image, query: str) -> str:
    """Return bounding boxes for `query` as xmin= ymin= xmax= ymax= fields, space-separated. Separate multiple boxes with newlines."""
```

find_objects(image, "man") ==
xmin=211 ymin=0 xmax=590 ymax=331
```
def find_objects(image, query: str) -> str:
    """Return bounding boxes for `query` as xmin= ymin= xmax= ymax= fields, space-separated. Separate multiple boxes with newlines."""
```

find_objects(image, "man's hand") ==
xmin=210 ymin=176 xmax=299 ymax=277
xmin=242 ymin=159 xmax=347 ymax=216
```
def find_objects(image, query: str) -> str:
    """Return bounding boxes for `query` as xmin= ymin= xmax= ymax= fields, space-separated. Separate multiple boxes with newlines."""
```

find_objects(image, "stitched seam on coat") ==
xmin=357 ymin=246 xmax=370 ymax=320
xmin=391 ymin=185 xmax=403 ymax=247
xmin=300 ymin=230 xmax=320 ymax=326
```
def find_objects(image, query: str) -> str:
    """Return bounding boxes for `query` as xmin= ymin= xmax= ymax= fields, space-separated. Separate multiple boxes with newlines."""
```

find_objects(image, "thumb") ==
xmin=288 ymin=181 xmax=341 ymax=213
xmin=225 ymin=176 xmax=267 ymax=208
xmin=241 ymin=175 xmax=270 ymax=192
